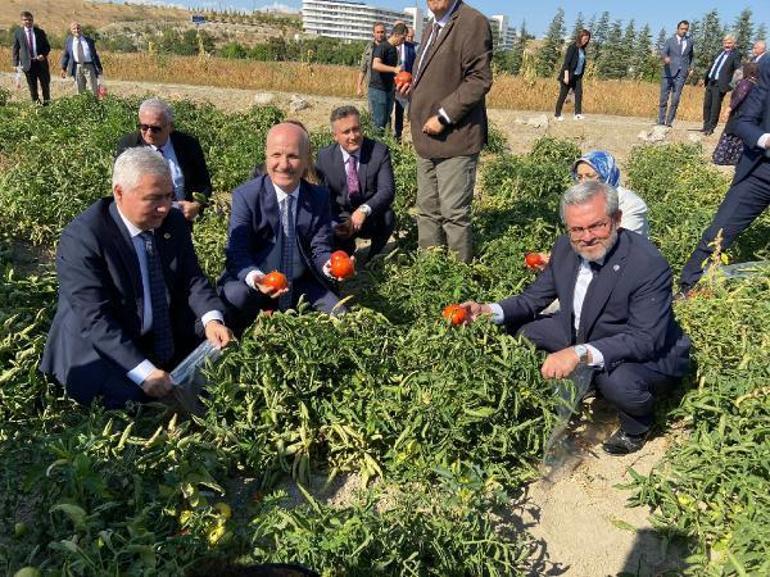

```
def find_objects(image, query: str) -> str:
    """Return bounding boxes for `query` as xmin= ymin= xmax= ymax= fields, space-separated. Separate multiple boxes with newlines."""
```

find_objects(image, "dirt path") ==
xmin=2 ymin=74 xmax=690 ymax=576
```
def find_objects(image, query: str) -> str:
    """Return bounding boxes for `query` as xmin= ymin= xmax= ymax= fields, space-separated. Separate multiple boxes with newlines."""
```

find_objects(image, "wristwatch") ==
xmin=574 ymin=344 xmax=590 ymax=365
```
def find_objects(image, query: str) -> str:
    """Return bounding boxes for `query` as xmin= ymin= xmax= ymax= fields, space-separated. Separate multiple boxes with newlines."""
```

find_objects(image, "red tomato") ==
xmin=442 ymin=304 xmax=467 ymax=326
xmin=525 ymin=252 xmax=545 ymax=269
xmin=395 ymin=71 xmax=413 ymax=88
xmin=262 ymin=271 xmax=288 ymax=291
xmin=330 ymin=250 xmax=354 ymax=279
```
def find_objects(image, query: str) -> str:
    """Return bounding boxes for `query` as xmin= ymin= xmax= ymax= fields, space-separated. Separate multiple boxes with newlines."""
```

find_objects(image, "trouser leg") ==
xmin=657 ymin=78 xmax=672 ymax=124
xmin=680 ymin=161 xmax=770 ymax=291
xmin=516 ymin=315 xmax=571 ymax=352
xmin=708 ymin=90 xmax=725 ymax=131
xmin=435 ymin=154 xmax=478 ymax=263
xmin=358 ymin=208 xmax=395 ymax=259
xmin=75 ymin=65 xmax=87 ymax=94
xmin=416 ymin=156 xmax=446 ymax=250
xmin=292 ymin=274 xmax=344 ymax=315
xmin=85 ymin=64 xmax=98 ymax=94
xmin=394 ymin=100 xmax=404 ymax=140
xmin=554 ymin=81 xmax=570 ymax=116
xmin=217 ymin=277 xmax=271 ymax=337
xmin=573 ymin=77 xmax=583 ymax=115
xmin=702 ymin=83 xmax=714 ymax=128
xmin=594 ymin=363 xmax=674 ymax=435
xmin=38 ymin=62 xmax=51 ymax=104
xmin=666 ymin=76 xmax=686 ymax=125
xmin=24 ymin=68 xmax=39 ymax=102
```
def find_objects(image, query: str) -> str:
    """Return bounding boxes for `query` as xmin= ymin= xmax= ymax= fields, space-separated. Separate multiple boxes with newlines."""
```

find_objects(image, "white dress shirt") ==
xmin=116 ymin=206 xmax=223 ymax=385
xmin=72 ymin=36 xmax=93 ymax=63
xmin=153 ymin=141 xmax=186 ymax=202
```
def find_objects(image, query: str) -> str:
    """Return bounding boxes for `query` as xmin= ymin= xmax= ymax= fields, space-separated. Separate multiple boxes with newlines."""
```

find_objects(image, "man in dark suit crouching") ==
xmin=218 ymin=123 xmax=350 ymax=335
xmin=461 ymin=181 xmax=691 ymax=454
xmin=315 ymin=106 xmax=395 ymax=261
xmin=40 ymin=148 xmax=233 ymax=408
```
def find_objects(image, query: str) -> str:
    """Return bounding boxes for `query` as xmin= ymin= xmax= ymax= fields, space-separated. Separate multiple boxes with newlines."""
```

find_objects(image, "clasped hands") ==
xmin=458 ymin=301 xmax=581 ymax=381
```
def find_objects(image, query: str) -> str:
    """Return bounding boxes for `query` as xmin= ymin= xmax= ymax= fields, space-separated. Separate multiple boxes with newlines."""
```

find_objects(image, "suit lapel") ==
xmin=357 ymin=140 xmax=369 ymax=193
xmin=414 ymin=2 xmax=462 ymax=87
xmin=262 ymin=177 xmax=281 ymax=239
xmin=577 ymin=233 xmax=629 ymax=340
xmin=295 ymin=181 xmax=314 ymax=241
xmin=107 ymin=201 xmax=143 ymax=300
xmin=561 ymin=252 xmax=581 ymax=340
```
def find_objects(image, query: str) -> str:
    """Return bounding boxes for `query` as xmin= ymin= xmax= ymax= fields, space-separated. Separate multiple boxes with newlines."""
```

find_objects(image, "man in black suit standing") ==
xmin=680 ymin=59 xmax=770 ymax=294
xmin=40 ymin=148 xmax=233 ymax=408
xmin=702 ymin=35 xmax=741 ymax=136
xmin=117 ymin=98 xmax=212 ymax=224
xmin=315 ymin=106 xmax=395 ymax=261
xmin=460 ymin=181 xmax=691 ymax=455
xmin=12 ymin=11 xmax=51 ymax=105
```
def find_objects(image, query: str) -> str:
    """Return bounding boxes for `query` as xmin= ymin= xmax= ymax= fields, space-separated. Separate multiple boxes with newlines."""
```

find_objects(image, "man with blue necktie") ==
xmin=702 ymin=35 xmax=741 ymax=136
xmin=218 ymin=123 xmax=348 ymax=336
xmin=117 ymin=99 xmax=211 ymax=224
xmin=40 ymin=148 xmax=233 ymax=408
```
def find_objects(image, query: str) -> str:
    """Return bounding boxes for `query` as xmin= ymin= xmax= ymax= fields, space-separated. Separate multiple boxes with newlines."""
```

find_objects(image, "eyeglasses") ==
xmin=567 ymin=219 xmax=612 ymax=239
xmin=139 ymin=123 xmax=164 ymax=134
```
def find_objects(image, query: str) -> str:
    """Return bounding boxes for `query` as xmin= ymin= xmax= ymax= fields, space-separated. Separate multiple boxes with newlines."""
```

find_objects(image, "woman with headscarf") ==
xmin=571 ymin=150 xmax=649 ymax=237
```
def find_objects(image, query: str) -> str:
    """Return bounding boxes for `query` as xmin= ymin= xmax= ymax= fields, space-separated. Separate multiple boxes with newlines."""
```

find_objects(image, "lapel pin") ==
xmin=613 ymin=264 xmax=620 ymax=272
xmin=163 ymin=233 xmax=171 ymax=240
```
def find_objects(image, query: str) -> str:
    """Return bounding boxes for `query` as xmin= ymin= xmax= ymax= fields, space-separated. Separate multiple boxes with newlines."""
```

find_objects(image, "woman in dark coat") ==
xmin=554 ymin=29 xmax=591 ymax=121
xmin=712 ymin=62 xmax=759 ymax=166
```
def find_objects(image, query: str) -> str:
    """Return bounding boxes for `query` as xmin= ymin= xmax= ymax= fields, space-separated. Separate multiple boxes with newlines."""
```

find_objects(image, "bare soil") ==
xmin=1 ymin=75 xmax=695 ymax=576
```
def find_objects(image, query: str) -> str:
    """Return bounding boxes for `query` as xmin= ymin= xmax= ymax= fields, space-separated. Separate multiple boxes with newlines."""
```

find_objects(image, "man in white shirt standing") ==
xmin=60 ymin=22 xmax=103 ymax=95
xmin=40 ymin=148 xmax=233 ymax=408
xmin=460 ymin=182 xmax=691 ymax=455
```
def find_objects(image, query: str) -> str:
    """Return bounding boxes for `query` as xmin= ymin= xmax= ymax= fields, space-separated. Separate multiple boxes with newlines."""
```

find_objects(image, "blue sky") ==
xmin=167 ymin=0 xmax=769 ymax=37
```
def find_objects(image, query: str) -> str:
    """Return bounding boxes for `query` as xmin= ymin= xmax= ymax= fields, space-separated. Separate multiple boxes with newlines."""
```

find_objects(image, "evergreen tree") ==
xmin=694 ymin=10 xmax=724 ymax=82
xmin=591 ymin=10 xmax=611 ymax=62
xmin=621 ymin=20 xmax=637 ymax=77
xmin=510 ymin=20 xmax=528 ymax=75
xmin=536 ymin=8 xmax=566 ymax=77
xmin=656 ymin=27 xmax=668 ymax=54
xmin=571 ymin=12 xmax=585 ymax=40
xmin=732 ymin=8 xmax=754 ymax=59
xmin=756 ymin=23 xmax=767 ymax=43
xmin=634 ymin=23 xmax=657 ymax=81
xmin=597 ymin=19 xmax=625 ymax=78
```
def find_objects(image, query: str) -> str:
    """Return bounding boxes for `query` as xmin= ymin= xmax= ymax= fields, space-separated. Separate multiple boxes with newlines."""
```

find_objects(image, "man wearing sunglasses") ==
xmin=460 ymin=181 xmax=691 ymax=455
xmin=117 ymin=98 xmax=211 ymax=224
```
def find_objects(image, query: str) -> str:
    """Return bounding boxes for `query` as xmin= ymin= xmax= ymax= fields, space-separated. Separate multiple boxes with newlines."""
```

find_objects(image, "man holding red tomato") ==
xmin=461 ymin=182 xmax=691 ymax=455
xmin=218 ymin=123 xmax=350 ymax=334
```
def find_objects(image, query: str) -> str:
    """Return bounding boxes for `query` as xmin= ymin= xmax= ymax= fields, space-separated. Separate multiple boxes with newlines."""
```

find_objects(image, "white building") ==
xmin=489 ymin=14 xmax=516 ymax=51
xmin=302 ymin=0 xmax=425 ymax=43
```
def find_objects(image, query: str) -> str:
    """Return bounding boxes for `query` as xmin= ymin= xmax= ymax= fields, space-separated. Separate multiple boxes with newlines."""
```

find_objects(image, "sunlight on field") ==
xmin=0 ymin=47 xmax=708 ymax=121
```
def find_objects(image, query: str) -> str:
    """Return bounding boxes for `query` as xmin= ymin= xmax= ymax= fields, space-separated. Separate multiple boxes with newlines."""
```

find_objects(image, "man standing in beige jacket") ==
xmin=407 ymin=0 xmax=492 ymax=263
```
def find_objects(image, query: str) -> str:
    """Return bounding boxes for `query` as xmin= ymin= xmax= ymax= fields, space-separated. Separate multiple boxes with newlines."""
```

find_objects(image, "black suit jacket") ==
xmin=558 ymin=43 xmax=585 ymax=83
xmin=116 ymin=131 xmax=212 ymax=202
xmin=40 ymin=198 xmax=223 ymax=396
xmin=12 ymin=26 xmax=51 ymax=71
xmin=705 ymin=50 xmax=741 ymax=93
xmin=315 ymin=138 xmax=395 ymax=222
xmin=499 ymin=230 xmax=690 ymax=378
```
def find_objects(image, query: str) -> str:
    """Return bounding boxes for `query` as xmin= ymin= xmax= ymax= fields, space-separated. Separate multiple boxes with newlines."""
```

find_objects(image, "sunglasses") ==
xmin=138 ymin=123 xmax=165 ymax=134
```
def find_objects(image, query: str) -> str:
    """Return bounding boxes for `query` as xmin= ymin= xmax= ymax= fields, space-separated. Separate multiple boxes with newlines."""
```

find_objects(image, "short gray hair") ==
xmin=138 ymin=98 xmax=174 ymax=124
xmin=560 ymin=181 xmax=619 ymax=223
xmin=330 ymin=105 xmax=360 ymax=127
xmin=113 ymin=147 xmax=171 ymax=191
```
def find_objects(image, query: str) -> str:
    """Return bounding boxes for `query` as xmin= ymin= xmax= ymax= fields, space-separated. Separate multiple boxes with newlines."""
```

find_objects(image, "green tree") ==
xmin=633 ymin=23 xmax=657 ymax=81
xmin=597 ymin=19 xmax=625 ymax=78
xmin=693 ymin=10 xmax=724 ymax=83
xmin=756 ymin=23 xmax=767 ymax=42
xmin=655 ymin=27 xmax=668 ymax=54
xmin=591 ymin=11 xmax=611 ymax=63
xmin=571 ymin=12 xmax=585 ymax=41
xmin=509 ymin=20 xmax=529 ymax=75
xmin=731 ymin=8 xmax=754 ymax=59
xmin=536 ymin=8 xmax=566 ymax=77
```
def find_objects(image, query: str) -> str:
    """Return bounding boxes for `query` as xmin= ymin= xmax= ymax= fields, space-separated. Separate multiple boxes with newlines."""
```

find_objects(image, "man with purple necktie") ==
xmin=12 ymin=11 xmax=51 ymax=105
xmin=315 ymin=106 xmax=396 ymax=261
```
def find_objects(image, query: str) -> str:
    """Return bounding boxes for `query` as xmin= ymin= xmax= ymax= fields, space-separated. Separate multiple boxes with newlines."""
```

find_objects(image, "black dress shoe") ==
xmin=704 ymin=129 xmax=714 ymax=136
xmin=602 ymin=429 xmax=649 ymax=455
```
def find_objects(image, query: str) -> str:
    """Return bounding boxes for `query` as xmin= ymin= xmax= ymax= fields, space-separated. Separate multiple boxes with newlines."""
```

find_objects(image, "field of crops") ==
xmin=0 ymin=94 xmax=768 ymax=577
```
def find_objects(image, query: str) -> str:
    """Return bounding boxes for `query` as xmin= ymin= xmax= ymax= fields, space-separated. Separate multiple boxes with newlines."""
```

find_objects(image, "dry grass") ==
xmin=1 ymin=47 xmax=712 ymax=122
xmin=2 ymin=0 xmax=188 ymax=32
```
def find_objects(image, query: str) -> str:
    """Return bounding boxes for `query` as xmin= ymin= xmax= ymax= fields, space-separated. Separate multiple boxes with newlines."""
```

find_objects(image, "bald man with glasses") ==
xmin=117 ymin=98 xmax=212 ymax=224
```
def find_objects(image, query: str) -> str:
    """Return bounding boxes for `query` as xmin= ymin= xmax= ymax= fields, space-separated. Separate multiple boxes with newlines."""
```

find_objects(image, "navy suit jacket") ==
xmin=223 ymin=175 xmax=334 ymax=287
xmin=60 ymin=35 xmax=103 ymax=76
xmin=660 ymin=35 xmax=694 ymax=79
xmin=704 ymin=50 xmax=741 ymax=93
xmin=733 ymin=62 xmax=770 ymax=185
xmin=40 ymin=198 xmax=223 ymax=393
xmin=116 ymin=131 xmax=212 ymax=202
xmin=12 ymin=26 xmax=50 ymax=71
xmin=315 ymin=138 xmax=395 ymax=221
xmin=499 ymin=230 xmax=690 ymax=378
xmin=401 ymin=41 xmax=417 ymax=73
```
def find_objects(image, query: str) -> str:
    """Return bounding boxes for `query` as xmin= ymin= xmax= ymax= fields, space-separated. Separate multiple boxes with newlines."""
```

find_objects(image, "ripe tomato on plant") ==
xmin=442 ymin=304 xmax=467 ymax=326
xmin=330 ymin=250 xmax=354 ymax=279
xmin=262 ymin=271 xmax=288 ymax=291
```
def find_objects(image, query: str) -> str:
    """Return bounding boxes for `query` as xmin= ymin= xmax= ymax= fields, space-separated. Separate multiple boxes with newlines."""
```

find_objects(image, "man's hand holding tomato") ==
xmin=458 ymin=301 xmax=492 ymax=322
xmin=254 ymin=272 xmax=290 ymax=299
